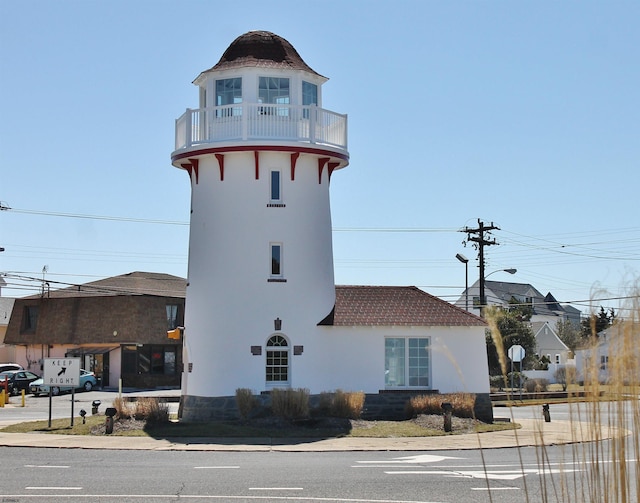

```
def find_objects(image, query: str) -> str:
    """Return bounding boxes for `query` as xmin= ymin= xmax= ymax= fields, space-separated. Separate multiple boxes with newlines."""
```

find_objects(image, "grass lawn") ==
xmin=0 ymin=414 xmax=518 ymax=438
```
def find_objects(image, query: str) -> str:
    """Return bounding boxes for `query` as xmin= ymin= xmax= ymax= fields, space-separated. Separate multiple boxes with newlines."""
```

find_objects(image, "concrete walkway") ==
xmin=0 ymin=417 xmax=625 ymax=452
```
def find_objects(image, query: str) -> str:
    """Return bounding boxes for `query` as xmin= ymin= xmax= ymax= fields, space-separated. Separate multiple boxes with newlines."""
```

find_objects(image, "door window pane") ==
xmin=385 ymin=338 xmax=405 ymax=386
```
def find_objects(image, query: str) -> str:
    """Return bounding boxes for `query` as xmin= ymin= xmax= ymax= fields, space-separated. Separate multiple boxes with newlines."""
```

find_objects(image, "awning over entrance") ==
xmin=66 ymin=346 xmax=118 ymax=356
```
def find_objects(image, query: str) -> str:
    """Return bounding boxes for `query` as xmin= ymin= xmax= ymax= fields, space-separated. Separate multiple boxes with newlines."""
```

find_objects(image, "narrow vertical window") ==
xmin=22 ymin=306 xmax=39 ymax=333
xmin=271 ymin=243 xmax=282 ymax=276
xmin=166 ymin=304 xmax=178 ymax=330
xmin=270 ymin=170 xmax=281 ymax=202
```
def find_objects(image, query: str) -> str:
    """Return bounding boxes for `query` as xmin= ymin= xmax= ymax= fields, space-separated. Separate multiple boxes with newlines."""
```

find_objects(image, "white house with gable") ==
xmin=170 ymin=31 xmax=491 ymax=421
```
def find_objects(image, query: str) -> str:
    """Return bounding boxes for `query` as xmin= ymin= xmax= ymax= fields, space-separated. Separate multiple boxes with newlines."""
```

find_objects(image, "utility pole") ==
xmin=461 ymin=219 xmax=500 ymax=316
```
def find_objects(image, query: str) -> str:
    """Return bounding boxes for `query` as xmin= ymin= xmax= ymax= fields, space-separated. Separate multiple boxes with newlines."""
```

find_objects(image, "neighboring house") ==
xmin=456 ymin=280 xmax=582 ymax=326
xmin=170 ymin=31 xmax=493 ymax=422
xmin=575 ymin=324 xmax=640 ymax=385
xmin=4 ymin=272 xmax=186 ymax=389
xmin=0 ymin=278 xmax=17 ymax=363
xmin=531 ymin=321 xmax=570 ymax=365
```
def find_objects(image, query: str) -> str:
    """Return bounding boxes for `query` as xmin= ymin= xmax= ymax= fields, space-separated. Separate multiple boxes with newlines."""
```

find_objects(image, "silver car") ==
xmin=30 ymin=369 xmax=98 ymax=396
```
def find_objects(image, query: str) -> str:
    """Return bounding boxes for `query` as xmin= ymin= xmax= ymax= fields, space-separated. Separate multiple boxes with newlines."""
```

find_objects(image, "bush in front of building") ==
xmin=235 ymin=388 xmax=259 ymax=420
xmin=271 ymin=388 xmax=310 ymax=419
xmin=405 ymin=392 xmax=476 ymax=419
xmin=112 ymin=397 xmax=169 ymax=423
xmin=328 ymin=390 xmax=365 ymax=419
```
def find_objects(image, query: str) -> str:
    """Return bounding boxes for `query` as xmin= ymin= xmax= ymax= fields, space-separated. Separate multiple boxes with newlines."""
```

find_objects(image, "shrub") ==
xmin=554 ymin=366 xmax=577 ymax=391
xmin=133 ymin=397 xmax=170 ymax=423
xmin=506 ymin=371 xmax=527 ymax=388
xmin=405 ymin=393 xmax=476 ymax=419
xmin=329 ymin=390 xmax=365 ymax=419
xmin=489 ymin=375 xmax=506 ymax=391
xmin=316 ymin=392 xmax=333 ymax=415
xmin=523 ymin=378 xmax=549 ymax=393
xmin=112 ymin=396 xmax=133 ymax=419
xmin=112 ymin=397 xmax=169 ymax=423
xmin=235 ymin=388 xmax=258 ymax=420
xmin=271 ymin=388 xmax=309 ymax=419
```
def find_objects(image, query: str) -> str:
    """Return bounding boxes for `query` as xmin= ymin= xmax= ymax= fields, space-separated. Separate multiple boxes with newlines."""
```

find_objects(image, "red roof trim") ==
xmin=172 ymin=145 xmax=348 ymax=166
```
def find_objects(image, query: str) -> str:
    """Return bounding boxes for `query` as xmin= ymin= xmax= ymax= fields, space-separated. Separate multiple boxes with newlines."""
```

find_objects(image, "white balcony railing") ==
xmin=174 ymin=103 xmax=347 ymax=152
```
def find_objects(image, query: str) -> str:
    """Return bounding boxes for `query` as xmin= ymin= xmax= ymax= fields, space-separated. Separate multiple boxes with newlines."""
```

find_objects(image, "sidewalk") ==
xmin=0 ymin=417 xmax=624 ymax=452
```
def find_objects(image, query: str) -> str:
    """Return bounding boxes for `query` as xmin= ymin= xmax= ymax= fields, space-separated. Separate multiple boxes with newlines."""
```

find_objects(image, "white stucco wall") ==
xmin=181 ymin=323 xmax=489 ymax=396
xmin=183 ymin=150 xmax=338 ymax=397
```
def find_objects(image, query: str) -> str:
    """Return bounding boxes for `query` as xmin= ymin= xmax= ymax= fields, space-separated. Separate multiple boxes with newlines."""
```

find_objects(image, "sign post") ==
xmin=43 ymin=358 xmax=81 ymax=427
xmin=507 ymin=345 xmax=526 ymax=398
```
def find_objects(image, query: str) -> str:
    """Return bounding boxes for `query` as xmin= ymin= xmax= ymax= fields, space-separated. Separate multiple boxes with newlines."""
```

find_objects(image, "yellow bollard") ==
xmin=0 ymin=390 xmax=4 ymax=407
xmin=21 ymin=389 xmax=26 ymax=407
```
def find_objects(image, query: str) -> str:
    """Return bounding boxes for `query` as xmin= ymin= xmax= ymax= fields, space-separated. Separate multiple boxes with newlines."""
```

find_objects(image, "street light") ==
xmin=485 ymin=268 xmax=517 ymax=279
xmin=455 ymin=253 xmax=469 ymax=311
xmin=480 ymin=268 xmax=517 ymax=315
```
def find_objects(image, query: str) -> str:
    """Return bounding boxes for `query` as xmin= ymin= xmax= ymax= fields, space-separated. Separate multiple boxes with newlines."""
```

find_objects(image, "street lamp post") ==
xmin=480 ymin=268 xmax=517 ymax=316
xmin=455 ymin=253 xmax=469 ymax=311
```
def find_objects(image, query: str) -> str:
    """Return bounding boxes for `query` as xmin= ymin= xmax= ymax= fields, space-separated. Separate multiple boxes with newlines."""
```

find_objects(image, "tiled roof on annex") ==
xmin=328 ymin=285 xmax=486 ymax=327
xmin=200 ymin=30 xmax=325 ymax=78
xmin=30 ymin=271 xmax=186 ymax=299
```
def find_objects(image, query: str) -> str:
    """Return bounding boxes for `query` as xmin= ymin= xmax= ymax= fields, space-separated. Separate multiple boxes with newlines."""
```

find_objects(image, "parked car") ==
xmin=30 ymin=369 xmax=98 ymax=396
xmin=0 ymin=370 xmax=41 ymax=395
xmin=0 ymin=363 xmax=23 ymax=373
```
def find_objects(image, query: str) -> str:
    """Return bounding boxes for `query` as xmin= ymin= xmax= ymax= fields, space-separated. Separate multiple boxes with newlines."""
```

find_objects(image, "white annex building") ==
xmin=170 ymin=31 xmax=491 ymax=421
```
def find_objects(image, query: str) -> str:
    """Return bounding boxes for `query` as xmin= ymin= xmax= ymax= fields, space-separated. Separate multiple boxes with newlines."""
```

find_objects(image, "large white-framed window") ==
xmin=385 ymin=337 xmax=431 ymax=388
xmin=266 ymin=334 xmax=289 ymax=384
xmin=215 ymin=77 xmax=242 ymax=117
xmin=270 ymin=243 xmax=283 ymax=277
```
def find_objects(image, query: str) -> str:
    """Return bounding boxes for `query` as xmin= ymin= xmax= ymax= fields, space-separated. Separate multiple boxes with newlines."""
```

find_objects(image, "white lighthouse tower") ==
xmin=171 ymin=31 xmax=348 ymax=420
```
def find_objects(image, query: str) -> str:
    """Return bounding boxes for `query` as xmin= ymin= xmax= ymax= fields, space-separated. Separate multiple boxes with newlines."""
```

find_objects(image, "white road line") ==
xmin=249 ymin=487 xmax=304 ymax=491
xmin=472 ymin=487 xmax=520 ymax=491
xmin=194 ymin=466 xmax=240 ymax=469
xmin=25 ymin=487 xmax=83 ymax=490
xmin=24 ymin=465 xmax=70 ymax=468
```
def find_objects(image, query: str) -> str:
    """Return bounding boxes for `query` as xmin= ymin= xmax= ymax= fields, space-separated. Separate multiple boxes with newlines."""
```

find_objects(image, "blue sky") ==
xmin=1 ymin=1 xmax=638 ymax=317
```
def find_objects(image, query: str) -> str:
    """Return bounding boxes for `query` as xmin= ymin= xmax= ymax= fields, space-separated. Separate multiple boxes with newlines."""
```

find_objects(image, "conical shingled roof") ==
xmin=201 ymin=30 xmax=324 ymax=78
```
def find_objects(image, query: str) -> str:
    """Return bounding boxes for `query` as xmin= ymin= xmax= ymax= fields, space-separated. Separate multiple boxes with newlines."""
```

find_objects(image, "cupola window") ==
xmin=215 ymin=78 xmax=242 ymax=117
xmin=259 ymin=77 xmax=290 ymax=116
xmin=302 ymin=81 xmax=317 ymax=119
xmin=302 ymin=81 xmax=317 ymax=105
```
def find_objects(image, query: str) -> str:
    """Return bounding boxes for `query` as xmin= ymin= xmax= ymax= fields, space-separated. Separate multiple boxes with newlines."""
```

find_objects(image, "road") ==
xmin=3 ymin=444 xmax=636 ymax=503
xmin=1 ymin=392 xmax=637 ymax=502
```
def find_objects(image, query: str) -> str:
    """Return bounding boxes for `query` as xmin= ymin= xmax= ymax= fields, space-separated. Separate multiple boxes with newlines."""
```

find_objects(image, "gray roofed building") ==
xmin=455 ymin=280 xmax=582 ymax=326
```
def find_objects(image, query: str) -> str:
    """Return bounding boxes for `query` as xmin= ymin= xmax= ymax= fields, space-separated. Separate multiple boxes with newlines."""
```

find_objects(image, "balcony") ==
xmin=174 ymin=103 xmax=347 ymax=154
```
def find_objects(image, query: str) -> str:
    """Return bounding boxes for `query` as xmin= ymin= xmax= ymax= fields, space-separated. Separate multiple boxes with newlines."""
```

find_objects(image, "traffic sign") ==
xmin=508 ymin=344 xmax=526 ymax=363
xmin=43 ymin=358 xmax=81 ymax=388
